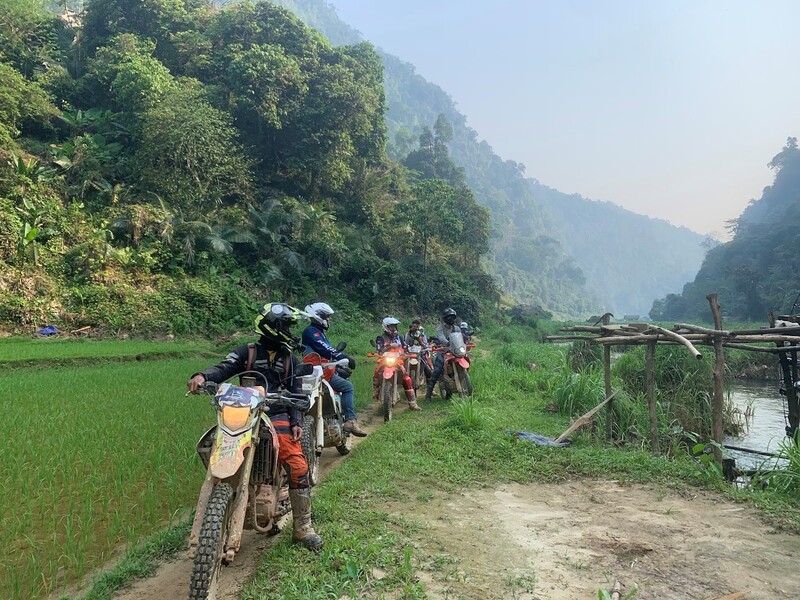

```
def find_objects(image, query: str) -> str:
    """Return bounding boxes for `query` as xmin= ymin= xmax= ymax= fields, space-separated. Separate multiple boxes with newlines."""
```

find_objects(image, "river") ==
xmin=724 ymin=379 xmax=791 ymax=471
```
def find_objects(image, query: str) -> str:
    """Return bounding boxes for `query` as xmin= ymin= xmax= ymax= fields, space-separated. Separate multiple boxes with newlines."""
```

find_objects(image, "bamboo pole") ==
xmin=646 ymin=340 xmax=659 ymax=455
xmin=645 ymin=325 xmax=702 ymax=360
xmin=674 ymin=323 xmax=731 ymax=336
xmin=603 ymin=313 xmax=613 ymax=442
xmin=707 ymin=293 xmax=725 ymax=461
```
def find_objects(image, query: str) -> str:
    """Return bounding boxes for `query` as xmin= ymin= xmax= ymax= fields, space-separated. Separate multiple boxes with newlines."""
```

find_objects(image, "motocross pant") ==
xmin=330 ymin=372 xmax=357 ymax=421
xmin=271 ymin=412 xmax=310 ymax=489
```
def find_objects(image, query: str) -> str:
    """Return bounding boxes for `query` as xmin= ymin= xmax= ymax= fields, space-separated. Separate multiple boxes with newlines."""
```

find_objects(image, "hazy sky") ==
xmin=329 ymin=0 xmax=800 ymax=236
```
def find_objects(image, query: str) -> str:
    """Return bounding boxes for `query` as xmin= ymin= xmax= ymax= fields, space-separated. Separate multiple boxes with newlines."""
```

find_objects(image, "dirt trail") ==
xmin=410 ymin=481 xmax=799 ymax=600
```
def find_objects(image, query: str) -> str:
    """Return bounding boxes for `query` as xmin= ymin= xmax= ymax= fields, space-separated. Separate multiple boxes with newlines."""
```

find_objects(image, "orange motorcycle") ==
xmin=369 ymin=343 xmax=413 ymax=422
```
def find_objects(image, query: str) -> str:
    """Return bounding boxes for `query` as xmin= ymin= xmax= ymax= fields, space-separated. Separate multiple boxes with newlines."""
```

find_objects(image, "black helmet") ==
xmin=254 ymin=303 xmax=307 ymax=349
xmin=442 ymin=307 xmax=457 ymax=326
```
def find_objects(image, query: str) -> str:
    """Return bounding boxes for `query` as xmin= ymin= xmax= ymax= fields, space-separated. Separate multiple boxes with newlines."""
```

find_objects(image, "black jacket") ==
xmin=197 ymin=342 xmax=304 ymax=426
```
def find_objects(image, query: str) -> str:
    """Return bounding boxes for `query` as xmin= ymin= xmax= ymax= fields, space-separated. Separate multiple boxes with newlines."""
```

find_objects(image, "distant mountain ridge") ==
xmin=272 ymin=0 xmax=706 ymax=317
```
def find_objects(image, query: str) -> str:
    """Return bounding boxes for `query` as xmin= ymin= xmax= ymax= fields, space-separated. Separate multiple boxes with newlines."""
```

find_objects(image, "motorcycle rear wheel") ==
xmin=381 ymin=380 xmax=393 ymax=422
xmin=189 ymin=482 xmax=234 ymax=600
xmin=300 ymin=414 xmax=320 ymax=487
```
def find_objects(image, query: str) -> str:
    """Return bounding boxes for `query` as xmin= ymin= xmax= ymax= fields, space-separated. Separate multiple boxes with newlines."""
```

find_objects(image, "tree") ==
xmin=135 ymin=84 xmax=253 ymax=215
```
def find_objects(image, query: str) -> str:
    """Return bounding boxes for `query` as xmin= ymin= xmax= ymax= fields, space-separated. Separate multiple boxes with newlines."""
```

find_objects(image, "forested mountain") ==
xmin=271 ymin=0 xmax=706 ymax=318
xmin=651 ymin=138 xmax=800 ymax=322
xmin=0 ymin=0 xmax=497 ymax=333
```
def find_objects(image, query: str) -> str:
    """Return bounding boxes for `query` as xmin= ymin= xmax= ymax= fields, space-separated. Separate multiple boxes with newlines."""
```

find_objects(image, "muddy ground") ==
xmin=111 ymin=409 xmax=798 ymax=600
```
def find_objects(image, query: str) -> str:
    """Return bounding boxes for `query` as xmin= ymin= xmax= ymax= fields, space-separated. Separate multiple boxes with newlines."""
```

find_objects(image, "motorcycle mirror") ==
xmin=369 ymin=339 xmax=376 ymax=348
xmin=296 ymin=363 xmax=315 ymax=377
xmin=336 ymin=340 xmax=347 ymax=352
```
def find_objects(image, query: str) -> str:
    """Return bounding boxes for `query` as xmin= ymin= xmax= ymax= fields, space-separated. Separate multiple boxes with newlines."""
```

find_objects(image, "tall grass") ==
xmin=1 ymin=357 xmax=212 ymax=600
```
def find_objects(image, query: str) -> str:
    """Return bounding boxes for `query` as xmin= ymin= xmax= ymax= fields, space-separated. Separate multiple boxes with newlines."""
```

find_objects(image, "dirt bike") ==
xmin=435 ymin=331 xmax=476 ymax=399
xmin=369 ymin=343 xmax=412 ymax=422
xmin=186 ymin=368 xmax=312 ymax=600
xmin=406 ymin=343 xmax=429 ymax=392
xmin=300 ymin=345 xmax=353 ymax=486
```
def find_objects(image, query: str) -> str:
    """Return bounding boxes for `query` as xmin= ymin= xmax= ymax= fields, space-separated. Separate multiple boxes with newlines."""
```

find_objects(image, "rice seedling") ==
xmin=1 ymin=356 xmax=212 ymax=600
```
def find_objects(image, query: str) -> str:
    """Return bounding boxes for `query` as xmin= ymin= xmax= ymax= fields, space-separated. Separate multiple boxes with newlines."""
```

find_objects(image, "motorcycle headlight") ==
xmin=458 ymin=346 xmax=466 ymax=355
xmin=221 ymin=405 xmax=252 ymax=431
xmin=384 ymin=356 xmax=397 ymax=366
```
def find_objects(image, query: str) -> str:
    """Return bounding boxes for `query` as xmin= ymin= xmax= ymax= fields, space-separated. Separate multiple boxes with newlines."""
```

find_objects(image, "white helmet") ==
xmin=304 ymin=302 xmax=334 ymax=329
xmin=460 ymin=321 xmax=468 ymax=329
xmin=382 ymin=316 xmax=400 ymax=335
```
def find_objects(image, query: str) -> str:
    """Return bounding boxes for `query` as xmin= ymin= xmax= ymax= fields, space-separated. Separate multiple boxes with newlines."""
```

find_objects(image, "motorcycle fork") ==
xmin=189 ymin=471 xmax=215 ymax=554
xmin=225 ymin=422 xmax=259 ymax=560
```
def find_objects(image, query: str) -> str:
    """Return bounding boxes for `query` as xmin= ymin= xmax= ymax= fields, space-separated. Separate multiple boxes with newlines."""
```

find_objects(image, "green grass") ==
xmin=0 ymin=337 xmax=216 ymax=365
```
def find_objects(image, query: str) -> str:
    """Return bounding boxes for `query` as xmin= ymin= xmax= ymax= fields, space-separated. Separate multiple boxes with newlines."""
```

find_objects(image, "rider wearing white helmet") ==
xmin=301 ymin=302 xmax=366 ymax=437
xmin=373 ymin=316 xmax=422 ymax=411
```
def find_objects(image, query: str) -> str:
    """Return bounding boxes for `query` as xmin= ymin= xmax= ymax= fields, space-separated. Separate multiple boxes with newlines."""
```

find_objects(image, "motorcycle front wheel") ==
xmin=300 ymin=414 xmax=320 ymax=486
xmin=381 ymin=379 xmax=393 ymax=422
xmin=189 ymin=482 xmax=234 ymax=600
xmin=457 ymin=369 xmax=473 ymax=397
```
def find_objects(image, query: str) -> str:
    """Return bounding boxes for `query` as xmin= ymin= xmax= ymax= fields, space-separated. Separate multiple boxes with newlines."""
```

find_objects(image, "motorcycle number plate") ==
xmin=210 ymin=430 xmax=251 ymax=478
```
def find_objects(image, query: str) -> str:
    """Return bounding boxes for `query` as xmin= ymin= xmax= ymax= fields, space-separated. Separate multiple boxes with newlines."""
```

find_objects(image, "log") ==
xmin=725 ymin=334 xmax=800 ymax=343
xmin=611 ymin=580 xmax=622 ymax=600
xmin=646 ymin=340 xmax=659 ymax=455
xmin=675 ymin=322 xmax=730 ymax=336
xmin=645 ymin=325 xmax=702 ymax=359
xmin=730 ymin=325 xmax=800 ymax=336
xmin=722 ymin=342 xmax=789 ymax=353
xmin=707 ymin=293 xmax=725 ymax=461
xmin=559 ymin=326 xmax=603 ymax=333
xmin=554 ymin=391 xmax=617 ymax=444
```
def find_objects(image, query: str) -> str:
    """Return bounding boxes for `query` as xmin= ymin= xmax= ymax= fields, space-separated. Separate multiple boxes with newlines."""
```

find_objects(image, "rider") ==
xmin=460 ymin=321 xmax=473 ymax=342
xmin=424 ymin=307 xmax=460 ymax=402
xmin=187 ymin=303 xmax=323 ymax=551
xmin=405 ymin=319 xmax=433 ymax=381
xmin=301 ymin=302 xmax=367 ymax=437
xmin=373 ymin=316 xmax=422 ymax=411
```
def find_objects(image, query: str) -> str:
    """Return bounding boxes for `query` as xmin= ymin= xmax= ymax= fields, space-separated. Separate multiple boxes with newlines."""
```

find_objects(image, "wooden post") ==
xmin=646 ymin=340 xmax=659 ymax=455
xmin=706 ymin=293 xmax=725 ymax=461
xmin=603 ymin=313 xmax=613 ymax=442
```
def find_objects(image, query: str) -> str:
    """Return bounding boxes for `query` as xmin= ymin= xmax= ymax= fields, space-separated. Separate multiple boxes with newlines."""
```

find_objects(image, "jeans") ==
xmin=428 ymin=352 xmax=445 ymax=389
xmin=330 ymin=372 xmax=356 ymax=421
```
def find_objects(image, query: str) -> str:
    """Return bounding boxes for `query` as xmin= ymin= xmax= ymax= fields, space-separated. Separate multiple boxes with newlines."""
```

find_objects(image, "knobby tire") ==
xmin=300 ymin=414 xmax=320 ymax=487
xmin=188 ymin=482 xmax=234 ymax=600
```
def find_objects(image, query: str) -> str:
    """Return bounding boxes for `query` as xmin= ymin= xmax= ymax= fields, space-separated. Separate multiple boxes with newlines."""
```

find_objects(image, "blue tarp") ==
xmin=36 ymin=325 xmax=59 ymax=336
xmin=508 ymin=430 xmax=571 ymax=447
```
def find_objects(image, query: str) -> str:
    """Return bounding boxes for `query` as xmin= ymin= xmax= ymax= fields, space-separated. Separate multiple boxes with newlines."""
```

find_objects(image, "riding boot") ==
xmin=289 ymin=488 xmax=323 ymax=551
xmin=406 ymin=388 xmax=422 ymax=411
xmin=343 ymin=419 xmax=368 ymax=437
xmin=424 ymin=383 xmax=434 ymax=403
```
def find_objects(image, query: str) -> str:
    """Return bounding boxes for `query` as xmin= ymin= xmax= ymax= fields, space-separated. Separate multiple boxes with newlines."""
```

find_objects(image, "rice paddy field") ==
xmin=1 ymin=339 xmax=218 ymax=600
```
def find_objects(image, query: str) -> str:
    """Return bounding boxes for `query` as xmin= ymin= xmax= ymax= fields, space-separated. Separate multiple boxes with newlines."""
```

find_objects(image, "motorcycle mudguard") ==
xmin=210 ymin=428 xmax=252 ymax=479
xmin=456 ymin=357 xmax=470 ymax=369
xmin=408 ymin=358 xmax=419 ymax=365
xmin=382 ymin=367 xmax=395 ymax=379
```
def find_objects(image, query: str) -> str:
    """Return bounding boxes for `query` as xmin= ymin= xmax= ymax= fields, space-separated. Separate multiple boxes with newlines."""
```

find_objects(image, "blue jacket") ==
xmin=302 ymin=324 xmax=345 ymax=360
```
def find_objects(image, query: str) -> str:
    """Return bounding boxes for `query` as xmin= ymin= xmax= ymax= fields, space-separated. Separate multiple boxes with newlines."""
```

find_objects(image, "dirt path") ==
xmin=409 ymin=481 xmax=799 ymax=600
